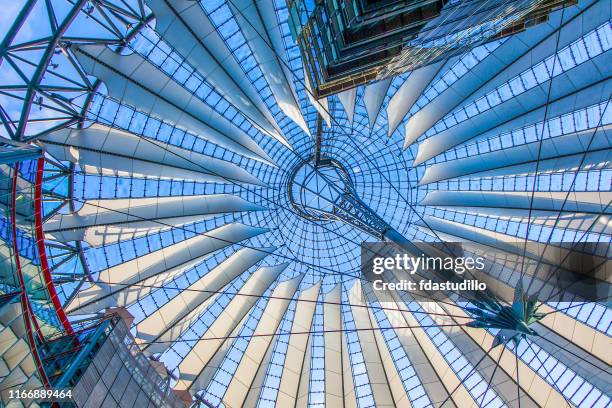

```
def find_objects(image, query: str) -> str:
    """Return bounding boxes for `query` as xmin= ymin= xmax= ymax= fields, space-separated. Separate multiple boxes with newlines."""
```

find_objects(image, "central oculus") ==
xmin=287 ymin=156 xmax=354 ymax=222
xmin=286 ymin=155 xmax=415 ymax=249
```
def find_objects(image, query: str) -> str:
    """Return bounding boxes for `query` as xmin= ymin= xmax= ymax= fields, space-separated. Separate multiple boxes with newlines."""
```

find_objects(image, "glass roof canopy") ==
xmin=0 ymin=0 xmax=610 ymax=407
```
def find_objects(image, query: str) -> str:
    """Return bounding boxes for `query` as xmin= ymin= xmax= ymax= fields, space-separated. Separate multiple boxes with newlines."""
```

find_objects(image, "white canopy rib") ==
xmin=403 ymin=1 xmax=595 ymax=147
xmin=421 ymin=191 xmax=612 ymax=215
xmin=415 ymin=75 xmax=611 ymax=166
xmin=222 ymin=274 xmax=303 ymax=407
xmin=39 ymin=123 xmax=267 ymax=186
xmin=44 ymin=194 xmax=265 ymax=246
xmin=176 ymin=263 xmax=289 ymax=393
xmin=276 ymin=283 xmax=321 ymax=407
xmin=364 ymin=79 xmax=392 ymax=130
xmin=323 ymin=284 xmax=352 ymax=408
xmin=72 ymin=44 xmax=274 ymax=163
xmin=66 ymin=223 xmax=268 ymax=313
xmin=387 ymin=61 xmax=443 ymax=137
xmin=136 ymin=246 xmax=274 ymax=344
xmin=347 ymin=281 xmax=396 ymax=407
xmin=419 ymin=124 xmax=611 ymax=184
xmin=145 ymin=0 xmax=287 ymax=146
xmin=229 ymin=0 xmax=309 ymax=141
xmin=338 ymin=88 xmax=357 ymax=125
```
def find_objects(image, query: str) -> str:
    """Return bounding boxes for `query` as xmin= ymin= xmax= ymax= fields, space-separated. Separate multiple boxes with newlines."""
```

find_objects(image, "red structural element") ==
xmin=11 ymin=162 xmax=51 ymax=387
xmin=34 ymin=158 xmax=75 ymax=336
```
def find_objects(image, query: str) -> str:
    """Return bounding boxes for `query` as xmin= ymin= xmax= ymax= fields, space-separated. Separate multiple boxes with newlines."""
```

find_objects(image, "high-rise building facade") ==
xmin=289 ymin=0 xmax=577 ymax=97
